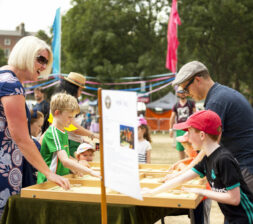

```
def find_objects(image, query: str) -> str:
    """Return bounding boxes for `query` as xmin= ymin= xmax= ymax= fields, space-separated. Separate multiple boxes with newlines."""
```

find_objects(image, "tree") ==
xmin=178 ymin=0 xmax=253 ymax=102
xmin=0 ymin=48 xmax=7 ymax=67
xmin=36 ymin=30 xmax=51 ymax=45
xmin=60 ymin=0 xmax=174 ymax=99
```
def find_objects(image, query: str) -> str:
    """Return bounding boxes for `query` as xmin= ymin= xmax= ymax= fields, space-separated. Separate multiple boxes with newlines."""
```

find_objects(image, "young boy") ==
xmin=168 ymin=133 xmax=198 ymax=172
xmin=75 ymin=142 xmax=95 ymax=168
xmin=143 ymin=110 xmax=253 ymax=223
xmin=37 ymin=93 xmax=100 ymax=184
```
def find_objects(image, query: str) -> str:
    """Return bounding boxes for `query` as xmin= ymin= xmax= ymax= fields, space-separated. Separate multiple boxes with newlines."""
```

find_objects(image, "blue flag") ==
xmin=52 ymin=8 xmax=61 ymax=74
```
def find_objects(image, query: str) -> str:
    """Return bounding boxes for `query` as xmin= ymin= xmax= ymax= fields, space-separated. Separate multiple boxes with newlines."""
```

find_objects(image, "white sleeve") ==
xmin=146 ymin=141 xmax=152 ymax=151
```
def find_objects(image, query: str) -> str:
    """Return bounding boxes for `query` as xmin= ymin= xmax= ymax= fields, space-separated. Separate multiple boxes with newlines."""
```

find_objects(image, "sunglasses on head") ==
xmin=36 ymin=55 xmax=48 ymax=65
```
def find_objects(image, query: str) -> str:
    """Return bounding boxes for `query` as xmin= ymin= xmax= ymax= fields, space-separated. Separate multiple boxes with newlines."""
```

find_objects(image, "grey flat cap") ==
xmin=172 ymin=61 xmax=208 ymax=86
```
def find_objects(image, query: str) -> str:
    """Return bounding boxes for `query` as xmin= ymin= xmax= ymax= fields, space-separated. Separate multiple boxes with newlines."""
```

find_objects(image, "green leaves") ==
xmin=60 ymin=0 xmax=171 ymax=97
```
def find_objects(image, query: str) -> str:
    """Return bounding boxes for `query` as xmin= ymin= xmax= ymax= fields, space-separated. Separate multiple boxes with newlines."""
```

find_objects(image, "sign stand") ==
xmin=98 ymin=88 xmax=107 ymax=224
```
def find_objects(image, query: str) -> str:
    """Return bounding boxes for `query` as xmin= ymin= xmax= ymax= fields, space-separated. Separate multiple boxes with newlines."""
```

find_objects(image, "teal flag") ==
xmin=52 ymin=8 xmax=61 ymax=74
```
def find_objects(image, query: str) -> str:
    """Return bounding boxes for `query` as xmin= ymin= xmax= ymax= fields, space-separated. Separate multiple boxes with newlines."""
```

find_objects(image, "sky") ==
xmin=0 ymin=0 xmax=72 ymax=34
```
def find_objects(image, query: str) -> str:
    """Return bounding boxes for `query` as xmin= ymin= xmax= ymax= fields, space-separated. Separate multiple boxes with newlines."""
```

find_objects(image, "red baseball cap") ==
xmin=173 ymin=110 xmax=222 ymax=135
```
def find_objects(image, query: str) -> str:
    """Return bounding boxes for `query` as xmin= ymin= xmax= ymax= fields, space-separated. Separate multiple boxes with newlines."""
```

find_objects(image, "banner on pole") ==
xmin=52 ymin=8 xmax=61 ymax=74
xmin=166 ymin=0 xmax=181 ymax=73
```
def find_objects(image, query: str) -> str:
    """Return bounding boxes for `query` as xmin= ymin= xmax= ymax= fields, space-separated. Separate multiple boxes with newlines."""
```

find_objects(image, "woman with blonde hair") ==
xmin=0 ymin=36 xmax=69 ymax=216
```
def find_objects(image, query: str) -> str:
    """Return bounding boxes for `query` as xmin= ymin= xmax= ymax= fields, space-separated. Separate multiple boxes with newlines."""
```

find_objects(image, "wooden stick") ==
xmin=98 ymin=88 xmax=107 ymax=224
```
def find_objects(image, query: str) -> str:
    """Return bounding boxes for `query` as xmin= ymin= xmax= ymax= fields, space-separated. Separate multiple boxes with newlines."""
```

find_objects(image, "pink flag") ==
xmin=166 ymin=0 xmax=181 ymax=73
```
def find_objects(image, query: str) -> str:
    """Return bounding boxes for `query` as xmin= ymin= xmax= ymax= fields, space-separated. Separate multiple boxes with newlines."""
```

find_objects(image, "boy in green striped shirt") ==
xmin=37 ymin=93 xmax=100 ymax=184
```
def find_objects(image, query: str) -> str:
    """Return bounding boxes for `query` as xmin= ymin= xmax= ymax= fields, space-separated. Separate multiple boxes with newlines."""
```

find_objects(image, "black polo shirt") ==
xmin=193 ymin=147 xmax=253 ymax=223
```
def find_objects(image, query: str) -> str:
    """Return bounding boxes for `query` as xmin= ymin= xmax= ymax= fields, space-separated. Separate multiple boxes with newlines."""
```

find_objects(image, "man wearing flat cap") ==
xmin=172 ymin=61 xmax=253 ymax=191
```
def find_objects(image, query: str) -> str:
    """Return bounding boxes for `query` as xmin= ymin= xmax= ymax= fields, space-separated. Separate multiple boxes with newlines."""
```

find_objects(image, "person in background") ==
xmin=172 ymin=60 xmax=253 ymax=192
xmin=168 ymin=133 xmax=198 ymax=172
xmin=30 ymin=109 xmax=44 ymax=141
xmin=137 ymin=117 xmax=152 ymax=164
xmin=80 ymin=111 xmax=87 ymax=128
xmin=53 ymin=72 xmax=99 ymax=157
xmin=169 ymin=86 xmax=196 ymax=160
xmin=143 ymin=110 xmax=253 ymax=224
xmin=33 ymin=87 xmax=50 ymax=133
xmin=85 ymin=110 xmax=92 ymax=130
xmin=22 ymin=109 xmax=44 ymax=187
xmin=37 ymin=93 xmax=100 ymax=184
xmin=0 ymin=36 xmax=69 ymax=216
xmin=75 ymin=142 xmax=95 ymax=168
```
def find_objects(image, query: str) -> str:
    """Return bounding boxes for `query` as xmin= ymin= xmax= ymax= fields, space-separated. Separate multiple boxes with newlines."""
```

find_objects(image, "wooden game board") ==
xmin=21 ymin=175 xmax=205 ymax=209
xmin=88 ymin=162 xmax=172 ymax=173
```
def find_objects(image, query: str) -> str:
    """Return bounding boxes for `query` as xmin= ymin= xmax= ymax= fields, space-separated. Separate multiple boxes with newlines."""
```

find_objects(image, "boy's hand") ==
xmin=141 ymin=187 xmax=153 ymax=196
xmin=160 ymin=173 xmax=175 ymax=183
xmin=47 ymin=173 xmax=70 ymax=190
xmin=182 ymin=187 xmax=203 ymax=195
xmin=90 ymin=133 xmax=99 ymax=140
xmin=169 ymin=130 xmax=173 ymax=138
xmin=90 ymin=170 xmax=101 ymax=179
xmin=79 ymin=160 xmax=91 ymax=168
xmin=75 ymin=171 xmax=83 ymax=177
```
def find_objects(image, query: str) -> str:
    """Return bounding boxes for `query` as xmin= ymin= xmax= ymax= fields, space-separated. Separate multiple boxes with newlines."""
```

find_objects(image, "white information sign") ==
xmin=102 ymin=90 xmax=142 ymax=200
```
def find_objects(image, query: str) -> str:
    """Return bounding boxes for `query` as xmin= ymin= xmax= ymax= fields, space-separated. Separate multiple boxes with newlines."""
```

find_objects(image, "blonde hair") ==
xmin=8 ymin=36 xmax=53 ymax=76
xmin=30 ymin=109 xmax=44 ymax=125
xmin=50 ymin=92 xmax=80 ymax=115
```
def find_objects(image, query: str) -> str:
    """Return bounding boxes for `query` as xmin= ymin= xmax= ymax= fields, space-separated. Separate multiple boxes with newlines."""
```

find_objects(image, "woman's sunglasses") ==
xmin=36 ymin=55 xmax=48 ymax=65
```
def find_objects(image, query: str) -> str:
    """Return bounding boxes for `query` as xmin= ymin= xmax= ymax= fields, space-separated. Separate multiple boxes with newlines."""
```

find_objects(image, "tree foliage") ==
xmin=178 ymin=0 xmax=253 ymax=102
xmin=0 ymin=48 xmax=7 ymax=67
xmin=49 ymin=0 xmax=253 ymax=102
xmin=60 ymin=0 xmax=173 ymax=99
xmin=36 ymin=30 xmax=51 ymax=45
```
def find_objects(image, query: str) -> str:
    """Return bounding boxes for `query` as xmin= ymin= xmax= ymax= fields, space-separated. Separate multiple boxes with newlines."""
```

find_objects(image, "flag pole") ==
xmin=98 ymin=88 xmax=108 ymax=224
xmin=52 ymin=7 xmax=61 ymax=76
xmin=59 ymin=8 xmax=61 ymax=74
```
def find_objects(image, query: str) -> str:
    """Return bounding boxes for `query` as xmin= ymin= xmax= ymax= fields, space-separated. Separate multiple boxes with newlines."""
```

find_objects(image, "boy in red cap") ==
xmin=142 ymin=110 xmax=253 ymax=223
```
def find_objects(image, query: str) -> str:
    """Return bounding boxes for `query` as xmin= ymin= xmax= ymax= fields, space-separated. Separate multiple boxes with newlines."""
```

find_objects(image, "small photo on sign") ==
xmin=120 ymin=125 xmax=134 ymax=150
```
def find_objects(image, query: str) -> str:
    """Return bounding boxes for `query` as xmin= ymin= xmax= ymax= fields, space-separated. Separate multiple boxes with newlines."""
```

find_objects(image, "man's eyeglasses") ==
xmin=183 ymin=77 xmax=195 ymax=94
xmin=36 ymin=55 xmax=48 ymax=65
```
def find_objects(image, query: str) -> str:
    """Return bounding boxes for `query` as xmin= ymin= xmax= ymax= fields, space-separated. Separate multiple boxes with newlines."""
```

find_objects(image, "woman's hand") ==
xmin=46 ymin=172 xmax=70 ymax=190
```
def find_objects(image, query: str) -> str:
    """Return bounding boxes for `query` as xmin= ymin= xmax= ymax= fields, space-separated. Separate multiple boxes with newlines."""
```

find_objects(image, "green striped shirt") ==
xmin=37 ymin=126 xmax=70 ymax=184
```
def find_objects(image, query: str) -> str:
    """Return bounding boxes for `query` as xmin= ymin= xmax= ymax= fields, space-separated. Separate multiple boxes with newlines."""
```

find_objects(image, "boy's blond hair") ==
xmin=50 ymin=92 xmax=80 ymax=115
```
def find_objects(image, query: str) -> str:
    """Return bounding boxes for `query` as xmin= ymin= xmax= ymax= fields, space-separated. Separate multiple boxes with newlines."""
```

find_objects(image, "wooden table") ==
xmin=1 ymin=164 xmax=206 ymax=224
xmin=1 ymin=195 xmax=190 ymax=224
